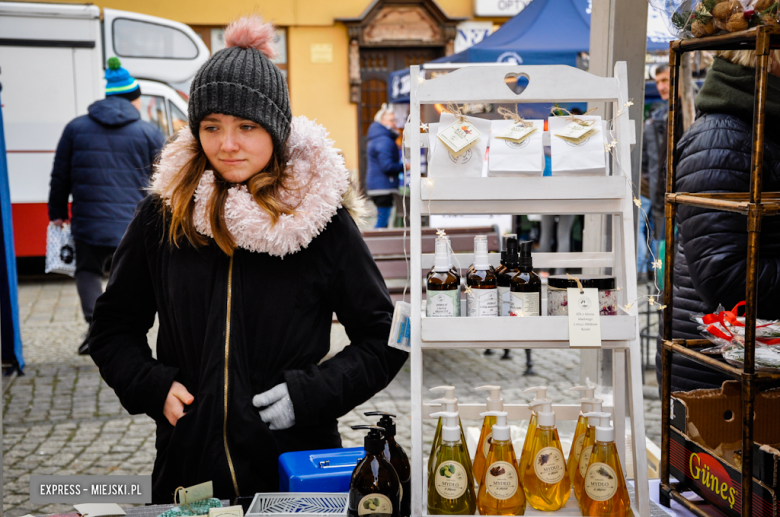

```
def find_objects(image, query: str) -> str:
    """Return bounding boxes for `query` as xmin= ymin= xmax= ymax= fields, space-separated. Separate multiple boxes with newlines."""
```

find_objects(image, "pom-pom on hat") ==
xmin=188 ymin=15 xmax=291 ymax=151
xmin=105 ymin=57 xmax=141 ymax=101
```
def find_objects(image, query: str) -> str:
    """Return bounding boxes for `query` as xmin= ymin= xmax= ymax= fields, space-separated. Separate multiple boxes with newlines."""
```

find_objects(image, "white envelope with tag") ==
xmin=488 ymin=119 xmax=544 ymax=176
xmin=429 ymin=113 xmax=491 ymax=178
xmin=549 ymin=115 xmax=607 ymax=176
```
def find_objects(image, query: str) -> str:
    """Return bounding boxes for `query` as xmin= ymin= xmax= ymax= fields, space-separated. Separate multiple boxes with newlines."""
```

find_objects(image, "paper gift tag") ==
xmin=437 ymin=118 xmax=482 ymax=155
xmin=554 ymin=120 xmax=598 ymax=142
xmin=567 ymin=288 xmax=602 ymax=348
xmin=496 ymin=123 xmax=537 ymax=142
xmin=178 ymin=481 xmax=213 ymax=504
xmin=73 ymin=504 xmax=126 ymax=517
xmin=208 ymin=506 xmax=243 ymax=517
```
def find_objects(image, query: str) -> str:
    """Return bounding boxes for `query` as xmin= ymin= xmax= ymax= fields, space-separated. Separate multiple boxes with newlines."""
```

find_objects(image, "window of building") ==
xmin=113 ymin=18 xmax=199 ymax=59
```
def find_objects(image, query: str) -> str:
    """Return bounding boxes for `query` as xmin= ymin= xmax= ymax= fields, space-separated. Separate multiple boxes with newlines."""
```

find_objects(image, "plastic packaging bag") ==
xmin=722 ymin=342 xmax=780 ymax=371
xmin=649 ymin=0 xmax=779 ymax=39
xmin=45 ymin=222 xmax=76 ymax=277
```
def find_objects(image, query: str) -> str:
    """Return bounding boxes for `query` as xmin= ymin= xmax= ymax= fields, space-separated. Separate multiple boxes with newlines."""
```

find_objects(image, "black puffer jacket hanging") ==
xmin=655 ymin=57 xmax=780 ymax=393
xmin=89 ymin=117 xmax=407 ymax=503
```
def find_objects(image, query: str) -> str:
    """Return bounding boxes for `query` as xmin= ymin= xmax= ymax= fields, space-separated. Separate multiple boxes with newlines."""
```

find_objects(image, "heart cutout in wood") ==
xmin=505 ymin=73 xmax=530 ymax=95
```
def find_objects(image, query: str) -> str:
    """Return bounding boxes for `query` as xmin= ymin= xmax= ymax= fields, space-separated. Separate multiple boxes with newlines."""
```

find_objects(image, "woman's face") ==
xmin=199 ymin=114 xmax=273 ymax=183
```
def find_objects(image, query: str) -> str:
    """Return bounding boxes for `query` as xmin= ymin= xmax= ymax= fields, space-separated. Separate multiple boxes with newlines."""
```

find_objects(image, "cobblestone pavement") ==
xmin=4 ymin=278 xmax=661 ymax=516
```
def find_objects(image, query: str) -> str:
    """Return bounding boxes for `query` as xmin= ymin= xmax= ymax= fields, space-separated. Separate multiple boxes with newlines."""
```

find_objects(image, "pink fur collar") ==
xmin=151 ymin=116 xmax=349 ymax=257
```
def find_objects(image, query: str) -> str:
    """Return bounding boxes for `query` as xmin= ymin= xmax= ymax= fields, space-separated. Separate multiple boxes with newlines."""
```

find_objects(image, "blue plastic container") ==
xmin=278 ymin=447 xmax=365 ymax=492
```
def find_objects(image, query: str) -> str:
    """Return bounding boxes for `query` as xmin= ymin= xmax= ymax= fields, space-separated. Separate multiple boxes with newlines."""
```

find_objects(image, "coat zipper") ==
xmin=223 ymin=255 xmax=240 ymax=497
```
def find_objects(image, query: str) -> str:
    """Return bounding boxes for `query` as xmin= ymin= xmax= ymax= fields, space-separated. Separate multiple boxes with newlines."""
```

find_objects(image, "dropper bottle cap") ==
xmin=431 ymin=411 xmax=460 ymax=442
xmin=587 ymin=400 xmax=604 ymax=427
xmin=518 ymin=241 xmax=534 ymax=270
xmin=529 ymin=399 xmax=554 ymax=427
xmin=505 ymin=238 xmax=519 ymax=268
xmin=473 ymin=236 xmax=490 ymax=270
xmin=475 ymin=385 xmax=503 ymax=412
xmin=480 ymin=411 xmax=510 ymax=442
xmin=434 ymin=237 xmax=450 ymax=272
xmin=584 ymin=412 xmax=613 ymax=442
xmin=569 ymin=385 xmax=597 ymax=413
xmin=351 ymin=425 xmax=386 ymax=454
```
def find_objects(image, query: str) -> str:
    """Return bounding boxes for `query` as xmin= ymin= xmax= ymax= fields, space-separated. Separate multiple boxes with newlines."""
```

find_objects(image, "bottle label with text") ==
xmin=485 ymin=461 xmax=519 ymax=500
xmin=435 ymin=461 xmax=468 ymax=499
xmin=584 ymin=462 xmax=618 ymax=502
xmin=533 ymin=447 xmax=566 ymax=484
xmin=467 ymin=288 xmax=498 ymax=317
xmin=482 ymin=432 xmax=493 ymax=458
xmin=426 ymin=289 xmax=460 ymax=318
xmin=358 ymin=493 xmax=394 ymax=516
xmin=498 ymin=286 xmax=511 ymax=316
xmin=510 ymin=291 xmax=540 ymax=317
xmin=579 ymin=443 xmax=594 ymax=477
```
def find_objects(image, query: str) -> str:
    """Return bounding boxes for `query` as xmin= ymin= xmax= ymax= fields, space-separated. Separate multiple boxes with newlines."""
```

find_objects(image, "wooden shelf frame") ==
xmin=659 ymin=25 xmax=780 ymax=517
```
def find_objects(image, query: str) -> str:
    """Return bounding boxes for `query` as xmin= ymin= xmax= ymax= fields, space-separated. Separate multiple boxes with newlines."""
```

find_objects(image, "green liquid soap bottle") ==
xmin=428 ymin=387 xmax=471 ymax=479
xmin=476 ymin=411 xmax=526 ymax=516
xmin=427 ymin=236 xmax=461 ymax=318
xmin=517 ymin=386 xmax=548 ymax=477
xmin=467 ymin=236 xmax=498 ymax=317
xmin=472 ymin=385 xmax=504 ymax=486
xmin=366 ymin=412 xmax=411 ymax=517
xmin=427 ymin=411 xmax=477 ymax=515
xmin=509 ymin=241 xmax=541 ymax=317
xmin=348 ymin=425 xmax=401 ymax=517
xmin=497 ymin=237 xmax=520 ymax=317
xmin=566 ymin=385 xmax=597 ymax=484
xmin=574 ymin=399 xmax=604 ymax=503
xmin=521 ymin=400 xmax=570 ymax=511
xmin=579 ymin=413 xmax=634 ymax=517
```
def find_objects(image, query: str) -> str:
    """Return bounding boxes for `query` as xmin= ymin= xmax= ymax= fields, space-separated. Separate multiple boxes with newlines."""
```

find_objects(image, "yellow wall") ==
xmin=288 ymin=25 xmax=357 ymax=169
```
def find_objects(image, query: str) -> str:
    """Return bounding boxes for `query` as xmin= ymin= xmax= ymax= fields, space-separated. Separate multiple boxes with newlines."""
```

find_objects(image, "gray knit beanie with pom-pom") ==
xmin=188 ymin=16 xmax=291 ymax=151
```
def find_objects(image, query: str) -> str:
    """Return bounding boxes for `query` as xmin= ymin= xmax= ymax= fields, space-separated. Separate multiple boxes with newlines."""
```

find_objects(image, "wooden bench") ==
xmin=361 ymin=226 xmax=501 ymax=304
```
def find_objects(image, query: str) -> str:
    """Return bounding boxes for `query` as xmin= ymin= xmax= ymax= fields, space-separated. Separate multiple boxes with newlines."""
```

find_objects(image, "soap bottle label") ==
xmin=510 ymin=292 xmax=540 ymax=317
xmin=426 ymin=290 xmax=460 ymax=318
xmin=435 ymin=460 xmax=468 ymax=499
xmin=533 ymin=447 xmax=565 ymax=484
xmin=358 ymin=493 xmax=394 ymax=516
xmin=584 ymin=463 xmax=618 ymax=502
xmin=482 ymin=432 xmax=493 ymax=458
xmin=467 ymin=289 xmax=498 ymax=317
xmin=498 ymin=286 xmax=511 ymax=316
xmin=485 ymin=461 xmax=519 ymax=500
xmin=574 ymin=434 xmax=585 ymax=459
xmin=579 ymin=443 xmax=594 ymax=477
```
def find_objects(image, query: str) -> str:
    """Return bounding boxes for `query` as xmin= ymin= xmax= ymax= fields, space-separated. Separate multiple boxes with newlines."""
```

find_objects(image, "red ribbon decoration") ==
xmin=702 ymin=302 xmax=780 ymax=345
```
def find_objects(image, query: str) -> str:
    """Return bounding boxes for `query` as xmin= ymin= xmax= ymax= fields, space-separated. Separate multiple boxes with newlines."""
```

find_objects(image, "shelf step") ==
xmin=421 ymin=315 xmax=636 ymax=348
xmin=421 ymin=176 xmax=628 ymax=201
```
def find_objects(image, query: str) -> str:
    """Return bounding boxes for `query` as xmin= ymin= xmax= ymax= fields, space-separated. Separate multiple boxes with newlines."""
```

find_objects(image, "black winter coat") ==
xmin=655 ymin=112 xmax=780 ymax=392
xmin=90 ymin=196 xmax=407 ymax=502
xmin=48 ymin=96 xmax=166 ymax=247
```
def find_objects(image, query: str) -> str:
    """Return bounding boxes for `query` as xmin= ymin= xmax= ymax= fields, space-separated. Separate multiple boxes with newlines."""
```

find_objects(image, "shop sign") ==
xmin=474 ymin=0 xmax=532 ymax=17
xmin=454 ymin=21 xmax=493 ymax=53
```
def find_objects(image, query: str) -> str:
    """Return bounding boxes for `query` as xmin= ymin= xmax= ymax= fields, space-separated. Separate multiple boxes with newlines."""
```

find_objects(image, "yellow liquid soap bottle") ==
xmin=574 ymin=399 xmax=604 ymax=503
xmin=472 ymin=385 xmax=504 ymax=486
xmin=427 ymin=411 xmax=477 ymax=515
xmin=477 ymin=411 xmax=526 ymax=516
xmin=428 ymin=387 xmax=471 ymax=479
xmin=566 ymin=385 xmax=598 ymax=485
xmin=579 ymin=413 xmax=634 ymax=517
xmin=517 ymin=386 xmax=548 ymax=476
xmin=521 ymin=399 xmax=570 ymax=511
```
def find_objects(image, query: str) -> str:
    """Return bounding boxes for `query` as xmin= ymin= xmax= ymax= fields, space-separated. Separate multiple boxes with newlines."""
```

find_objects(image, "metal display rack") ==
xmin=406 ymin=62 xmax=649 ymax=516
xmin=660 ymin=25 xmax=780 ymax=517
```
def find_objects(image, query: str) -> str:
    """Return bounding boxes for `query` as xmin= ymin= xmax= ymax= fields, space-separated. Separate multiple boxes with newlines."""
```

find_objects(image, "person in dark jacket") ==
xmin=366 ymin=104 xmax=405 ymax=228
xmin=48 ymin=57 xmax=165 ymax=354
xmin=656 ymin=50 xmax=780 ymax=393
xmin=88 ymin=16 xmax=407 ymax=503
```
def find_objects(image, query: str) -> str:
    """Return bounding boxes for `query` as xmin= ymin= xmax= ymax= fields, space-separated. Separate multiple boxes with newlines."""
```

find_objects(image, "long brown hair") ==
xmin=163 ymin=137 xmax=294 ymax=256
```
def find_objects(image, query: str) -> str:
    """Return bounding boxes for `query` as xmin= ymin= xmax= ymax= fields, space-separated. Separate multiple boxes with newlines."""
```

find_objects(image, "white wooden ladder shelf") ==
xmin=407 ymin=63 xmax=648 ymax=516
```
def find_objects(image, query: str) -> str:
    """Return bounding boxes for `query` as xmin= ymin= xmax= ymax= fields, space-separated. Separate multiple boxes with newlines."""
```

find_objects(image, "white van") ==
xmin=0 ymin=2 xmax=208 ymax=260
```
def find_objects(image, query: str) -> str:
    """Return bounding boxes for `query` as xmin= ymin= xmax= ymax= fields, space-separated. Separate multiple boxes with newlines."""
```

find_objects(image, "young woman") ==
xmin=88 ymin=16 xmax=407 ymax=503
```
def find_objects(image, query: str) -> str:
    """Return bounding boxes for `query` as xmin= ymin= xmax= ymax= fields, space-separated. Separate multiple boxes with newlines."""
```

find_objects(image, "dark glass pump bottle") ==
xmin=348 ymin=425 xmax=401 ymax=517
xmin=497 ymin=237 xmax=521 ymax=317
xmin=366 ymin=412 xmax=411 ymax=517
xmin=509 ymin=241 xmax=542 ymax=317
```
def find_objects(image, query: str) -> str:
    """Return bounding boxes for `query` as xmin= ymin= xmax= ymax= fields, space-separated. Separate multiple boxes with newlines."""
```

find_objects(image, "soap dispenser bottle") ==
xmin=521 ymin=400 xmax=570 ymax=511
xmin=517 ymin=386 xmax=548 ymax=476
xmin=579 ymin=413 xmax=634 ymax=517
xmin=566 ymin=385 xmax=598 ymax=484
xmin=366 ymin=412 xmax=411 ymax=517
xmin=476 ymin=411 xmax=526 ymax=516
xmin=348 ymin=425 xmax=401 ymax=517
xmin=427 ymin=411 xmax=477 ymax=515
xmin=472 ymin=385 xmax=504 ymax=484
xmin=466 ymin=236 xmax=498 ymax=317
xmin=497 ymin=237 xmax=521 ymax=317
xmin=427 ymin=237 xmax=461 ymax=318
xmin=574 ymin=399 xmax=604 ymax=503
xmin=428 ymin=387 xmax=471 ymax=478
xmin=509 ymin=241 xmax=541 ymax=317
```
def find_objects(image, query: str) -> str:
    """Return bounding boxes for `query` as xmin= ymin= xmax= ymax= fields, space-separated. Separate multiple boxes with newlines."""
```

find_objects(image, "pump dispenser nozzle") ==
xmin=351 ymin=425 xmax=386 ymax=454
xmin=518 ymin=241 xmax=534 ymax=270
xmin=430 ymin=386 xmax=456 ymax=399
xmin=365 ymin=411 xmax=397 ymax=437
xmin=587 ymin=401 xmax=604 ymax=426
xmin=569 ymin=386 xmax=597 ymax=413
xmin=475 ymin=385 xmax=503 ymax=412
xmin=434 ymin=237 xmax=450 ymax=272
xmin=473 ymin=236 xmax=490 ymax=270
xmin=583 ymin=412 xmax=613 ymax=442
xmin=523 ymin=386 xmax=548 ymax=405
xmin=479 ymin=411 xmax=510 ymax=441
xmin=430 ymin=397 xmax=458 ymax=413
xmin=430 ymin=411 xmax=461 ymax=442
xmin=528 ymin=399 xmax=554 ymax=427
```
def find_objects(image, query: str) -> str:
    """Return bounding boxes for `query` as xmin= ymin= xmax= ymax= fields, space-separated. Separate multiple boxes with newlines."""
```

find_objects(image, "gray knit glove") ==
xmin=252 ymin=383 xmax=295 ymax=430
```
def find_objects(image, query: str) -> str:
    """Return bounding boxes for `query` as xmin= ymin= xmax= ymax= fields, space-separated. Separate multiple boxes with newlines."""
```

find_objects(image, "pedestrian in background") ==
xmin=48 ymin=58 xmax=165 ymax=354
xmin=366 ymin=104 xmax=406 ymax=228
